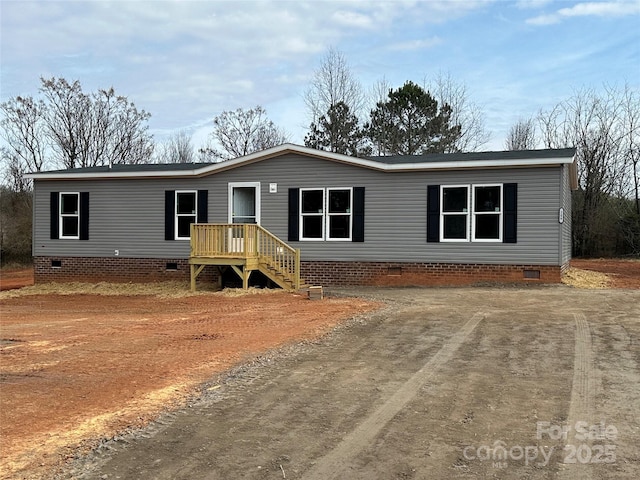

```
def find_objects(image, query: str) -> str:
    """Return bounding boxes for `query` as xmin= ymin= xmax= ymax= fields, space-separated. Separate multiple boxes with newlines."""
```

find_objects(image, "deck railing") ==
xmin=190 ymin=224 xmax=300 ymax=289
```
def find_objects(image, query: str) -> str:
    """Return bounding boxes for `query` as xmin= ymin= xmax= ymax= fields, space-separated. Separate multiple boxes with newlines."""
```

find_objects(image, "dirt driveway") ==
xmin=47 ymin=286 xmax=638 ymax=480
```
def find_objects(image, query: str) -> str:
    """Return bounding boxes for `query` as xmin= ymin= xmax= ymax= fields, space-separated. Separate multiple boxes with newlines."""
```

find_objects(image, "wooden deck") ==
xmin=189 ymin=224 xmax=301 ymax=291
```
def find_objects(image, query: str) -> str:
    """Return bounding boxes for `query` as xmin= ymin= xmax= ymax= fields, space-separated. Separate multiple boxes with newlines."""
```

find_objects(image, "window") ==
xmin=433 ymin=184 xmax=510 ymax=243
xmin=60 ymin=193 xmax=80 ymax=239
xmin=164 ymin=190 xmax=207 ymax=241
xmin=327 ymin=188 xmax=352 ymax=240
xmin=441 ymin=186 xmax=469 ymax=241
xmin=299 ymin=188 xmax=352 ymax=241
xmin=50 ymin=192 xmax=89 ymax=240
xmin=429 ymin=183 xmax=516 ymax=244
xmin=175 ymin=191 xmax=197 ymax=240
xmin=473 ymin=185 xmax=502 ymax=241
xmin=300 ymin=189 xmax=325 ymax=240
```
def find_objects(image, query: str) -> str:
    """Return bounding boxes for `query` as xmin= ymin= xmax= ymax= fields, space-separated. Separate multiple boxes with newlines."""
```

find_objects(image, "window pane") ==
xmin=62 ymin=217 xmax=79 ymax=237
xmin=329 ymin=215 xmax=350 ymax=239
xmin=302 ymin=190 xmax=323 ymax=213
xmin=60 ymin=194 xmax=78 ymax=215
xmin=177 ymin=215 xmax=195 ymax=238
xmin=176 ymin=192 xmax=196 ymax=214
xmin=443 ymin=187 xmax=467 ymax=212
xmin=302 ymin=216 xmax=323 ymax=238
xmin=233 ymin=187 xmax=255 ymax=218
xmin=475 ymin=186 xmax=501 ymax=212
xmin=443 ymin=215 xmax=467 ymax=239
xmin=475 ymin=214 xmax=500 ymax=239
xmin=328 ymin=190 xmax=350 ymax=213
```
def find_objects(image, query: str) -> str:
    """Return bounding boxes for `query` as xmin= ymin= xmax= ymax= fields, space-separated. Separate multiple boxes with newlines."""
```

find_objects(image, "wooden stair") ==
xmin=189 ymin=223 xmax=304 ymax=292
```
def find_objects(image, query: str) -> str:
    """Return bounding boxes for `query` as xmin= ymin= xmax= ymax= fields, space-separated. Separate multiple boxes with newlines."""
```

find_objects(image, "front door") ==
xmin=229 ymin=182 xmax=260 ymax=224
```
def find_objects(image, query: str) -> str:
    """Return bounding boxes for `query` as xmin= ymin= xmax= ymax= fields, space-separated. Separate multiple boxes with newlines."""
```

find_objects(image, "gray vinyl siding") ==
xmin=33 ymin=153 xmax=565 ymax=265
xmin=560 ymin=163 xmax=573 ymax=264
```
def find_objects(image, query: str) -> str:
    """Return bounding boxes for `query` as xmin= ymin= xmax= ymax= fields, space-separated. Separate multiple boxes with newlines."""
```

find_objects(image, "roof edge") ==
xmin=25 ymin=143 xmax=577 ymax=180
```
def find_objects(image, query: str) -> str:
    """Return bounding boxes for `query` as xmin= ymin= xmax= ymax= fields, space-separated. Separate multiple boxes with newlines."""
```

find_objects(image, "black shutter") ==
xmin=503 ymin=183 xmax=517 ymax=243
xmin=197 ymin=190 xmax=208 ymax=223
xmin=352 ymin=187 xmax=365 ymax=242
xmin=288 ymin=188 xmax=299 ymax=241
xmin=427 ymin=185 xmax=440 ymax=242
xmin=165 ymin=190 xmax=175 ymax=240
xmin=79 ymin=192 xmax=90 ymax=240
xmin=50 ymin=192 xmax=59 ymax=239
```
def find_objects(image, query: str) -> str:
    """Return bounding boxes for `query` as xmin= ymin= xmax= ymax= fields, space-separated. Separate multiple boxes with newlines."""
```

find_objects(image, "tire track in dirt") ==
xmin=303 ymin=311 xmax=485 ymax=480
xmin=558 ymin=312 xmax=594 ymax=480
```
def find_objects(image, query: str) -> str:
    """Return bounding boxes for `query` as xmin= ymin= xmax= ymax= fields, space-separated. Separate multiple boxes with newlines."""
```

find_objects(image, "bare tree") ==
xmin=0 ymin=95 xmax=48 ymax=173
xmin=39 ymin=78 xmax=153 ymax=168
xmin=505 ymin=117 xmax=538 ymax=150
xmin=620 ymin=84 xmax=640 ymax=215
xmin=1 ymin=77 xmax=154 ymax=173
xmin=538 ymin=85 xmax=640 ymax=256
xmin=203 ymin=106 xmax=289 ymax=161
xmin=427 ymin=72 xmax=490 ymax=152
xmin=304 ymin=47 xmax=365 ymax=124
xmin=156 ymin=131 xmax=195 ymax=164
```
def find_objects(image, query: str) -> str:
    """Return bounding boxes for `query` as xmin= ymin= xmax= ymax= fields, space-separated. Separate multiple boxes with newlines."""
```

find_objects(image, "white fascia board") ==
xmin=25 ymin=143 xmax=575 ymax=180
xmin=381 ymin=156 xmax=576 ymax=172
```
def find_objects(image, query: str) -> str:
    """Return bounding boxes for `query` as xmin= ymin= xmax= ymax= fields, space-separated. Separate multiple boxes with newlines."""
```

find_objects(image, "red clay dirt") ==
xmin=0 ymin=289 xmax=378 ymax=479
xmin=571 ymin=258 xmax=640 ymax=289
xmin=0 ymin=267 xmax=34 ymax=291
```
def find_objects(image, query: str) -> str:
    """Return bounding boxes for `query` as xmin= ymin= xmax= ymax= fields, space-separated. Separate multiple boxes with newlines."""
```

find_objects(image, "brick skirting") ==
xmin=301 ymin=261 xmax=562 ymax=286
xmin=34 ymin=256 xmax=562 ymax=287
xmin=34 ymin=256 xmax=218 ymax=284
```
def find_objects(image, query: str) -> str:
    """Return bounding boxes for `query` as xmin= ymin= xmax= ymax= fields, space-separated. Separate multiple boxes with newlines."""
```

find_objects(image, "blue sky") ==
xmin=1 ymin=0 xmax=639 ymax=152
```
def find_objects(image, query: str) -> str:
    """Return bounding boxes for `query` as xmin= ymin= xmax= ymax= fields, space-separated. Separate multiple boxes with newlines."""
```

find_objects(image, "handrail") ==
xmin=190 ymin=224 xmax=300 ymax=289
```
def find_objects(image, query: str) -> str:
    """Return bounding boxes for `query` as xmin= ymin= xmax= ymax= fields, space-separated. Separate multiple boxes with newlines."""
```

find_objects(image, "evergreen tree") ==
xmin=367 ymin=81 xmax=461 ymax=155
xmin=304 ymin=102 xmax=368 ymax=156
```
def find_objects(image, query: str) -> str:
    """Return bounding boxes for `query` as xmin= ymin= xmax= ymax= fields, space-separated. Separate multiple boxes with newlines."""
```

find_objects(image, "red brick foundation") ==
xmin=34 ymin=256 xmax=562 ymax=287
xmin=34 ymin=256 xmax=218 ymax=284
xmin=301 ymin=261 xmax=562 ymax=286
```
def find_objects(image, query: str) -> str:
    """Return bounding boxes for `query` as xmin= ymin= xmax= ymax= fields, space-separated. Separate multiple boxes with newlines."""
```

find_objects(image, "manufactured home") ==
xmin=27 ymin=144 xmax=577 ymax=289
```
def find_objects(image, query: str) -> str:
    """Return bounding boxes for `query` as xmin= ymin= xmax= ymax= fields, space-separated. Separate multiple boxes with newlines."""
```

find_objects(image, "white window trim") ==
xmin=59 ymin=192 xmax=80 ymax=240
xmin=440 ymin=185 xmax=470 ymax=242
xmin=175 ymin=190 xmax=197 ymax=240
xmin=472 ymin=184 xmax=503 ymax=242
xmin=326 ymin=187 xmax=353 ymax=242
xmin=299 ymin=188 xmax=325 ymax=241
xmin=228 ymin=182 xmax=261 ymax=224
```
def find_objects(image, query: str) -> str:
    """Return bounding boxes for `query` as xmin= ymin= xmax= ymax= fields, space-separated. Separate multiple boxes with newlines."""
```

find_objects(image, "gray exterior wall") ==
xmin=33 ymin=153 xmax=566 ymax=266
xmin=560 ymin=163 xmax=573 ymax=265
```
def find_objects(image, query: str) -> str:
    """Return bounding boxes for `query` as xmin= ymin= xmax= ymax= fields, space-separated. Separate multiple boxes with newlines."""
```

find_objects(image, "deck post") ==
xmin=190 ymin=263 xmax=196 ymax=292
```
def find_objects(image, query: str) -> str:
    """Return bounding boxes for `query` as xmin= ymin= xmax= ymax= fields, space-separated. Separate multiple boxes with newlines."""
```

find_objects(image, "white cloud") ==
xmin=527 ymin=1 xmax=640 ymax=25
xmin=331 ymin=10 xmax=375 ymax=29
xmin=1 ymin=0 xmax=637 ymax=153
xmin=387 ymin=37 xmax=443 ymax=51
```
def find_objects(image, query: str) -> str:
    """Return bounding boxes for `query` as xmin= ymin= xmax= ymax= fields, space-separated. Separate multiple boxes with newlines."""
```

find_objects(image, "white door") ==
xmin=229 ymin=182 xmax=260 ymax=224
xmin=228 ymin=183 xmax=260 ymax=253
